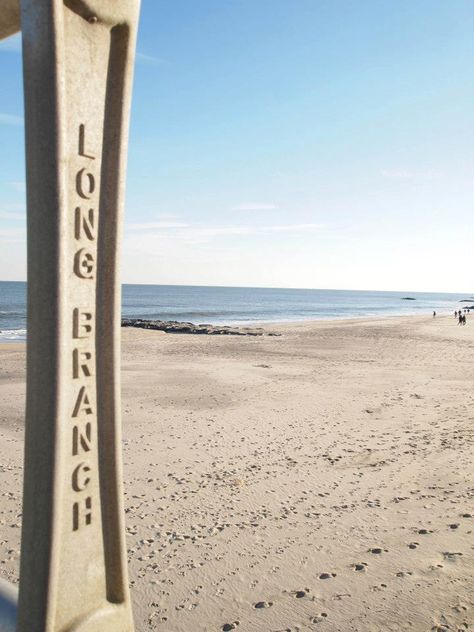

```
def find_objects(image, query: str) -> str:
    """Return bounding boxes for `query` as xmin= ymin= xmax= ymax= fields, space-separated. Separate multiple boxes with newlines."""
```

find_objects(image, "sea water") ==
xmin=0 ymin=280 xmax=470 ymax=342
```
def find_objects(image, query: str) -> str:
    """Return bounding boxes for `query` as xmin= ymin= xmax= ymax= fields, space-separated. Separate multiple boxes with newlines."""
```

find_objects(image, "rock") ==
xmin=121 ymin=318 xmax=281 ymax=337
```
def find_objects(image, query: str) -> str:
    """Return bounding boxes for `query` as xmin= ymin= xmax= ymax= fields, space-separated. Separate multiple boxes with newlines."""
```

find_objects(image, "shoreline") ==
xmin=0 ymin=311 xmax=462 ymax=346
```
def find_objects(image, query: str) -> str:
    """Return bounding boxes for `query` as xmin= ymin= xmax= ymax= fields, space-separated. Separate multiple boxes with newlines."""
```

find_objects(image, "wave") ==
xmin=0 ymin=329 xmax=27 ymax=342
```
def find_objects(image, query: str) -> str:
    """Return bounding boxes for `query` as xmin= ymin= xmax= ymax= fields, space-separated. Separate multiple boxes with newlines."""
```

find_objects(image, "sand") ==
xmin=0 ymin=314 xmax=473 ymax=631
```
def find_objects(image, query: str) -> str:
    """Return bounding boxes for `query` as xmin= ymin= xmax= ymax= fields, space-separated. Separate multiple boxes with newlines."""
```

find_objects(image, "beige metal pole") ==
xmin=0 ymin=1 xmax=140 ymax=630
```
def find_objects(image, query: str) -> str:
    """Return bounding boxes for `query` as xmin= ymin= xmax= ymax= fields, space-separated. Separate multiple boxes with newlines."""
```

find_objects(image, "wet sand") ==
xmin=0 ymin=314 xmax=473 ymax=631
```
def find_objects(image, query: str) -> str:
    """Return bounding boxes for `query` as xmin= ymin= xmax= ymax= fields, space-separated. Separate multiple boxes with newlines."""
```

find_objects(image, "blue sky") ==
xmin=1 ymin=0 xmax=473 ymax=291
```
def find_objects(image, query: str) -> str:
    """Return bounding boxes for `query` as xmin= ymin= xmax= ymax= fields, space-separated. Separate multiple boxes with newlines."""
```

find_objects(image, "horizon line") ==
xmin=0 ymin=279 xmax=471 ymax=296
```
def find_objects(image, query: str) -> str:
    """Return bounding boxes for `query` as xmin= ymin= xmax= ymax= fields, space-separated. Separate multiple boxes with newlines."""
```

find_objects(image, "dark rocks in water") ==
xmin=401 ymin=297 xmax=416 ymax=300
xmin=459 ymin=299 xmax=474 ymax=302
xmin=121 ymin=318 xmax=281 ymax=337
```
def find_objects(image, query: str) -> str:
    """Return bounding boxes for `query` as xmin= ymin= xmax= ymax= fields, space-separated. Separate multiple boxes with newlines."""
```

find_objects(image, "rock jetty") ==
xmin=121 ymin=318 xmax=281 ymax=336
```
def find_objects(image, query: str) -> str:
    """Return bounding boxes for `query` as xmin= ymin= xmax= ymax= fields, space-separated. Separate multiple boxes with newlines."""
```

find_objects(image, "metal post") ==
xmin=0 ymin=2 xmax=141 ymax=630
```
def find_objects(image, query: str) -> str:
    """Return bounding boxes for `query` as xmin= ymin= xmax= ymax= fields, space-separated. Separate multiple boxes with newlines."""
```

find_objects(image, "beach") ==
xmin=0 ymin=314 xmax=472 ymax=631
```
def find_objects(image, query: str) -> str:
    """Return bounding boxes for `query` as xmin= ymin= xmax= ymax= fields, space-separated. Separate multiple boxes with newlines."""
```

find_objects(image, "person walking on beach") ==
xmin=433 ymin=311 xmax=436 ymax=318
xmin=454 ymin=310 xmax=458 ymax=318
xmin=458 ymin=313 xmax=463 ymax=325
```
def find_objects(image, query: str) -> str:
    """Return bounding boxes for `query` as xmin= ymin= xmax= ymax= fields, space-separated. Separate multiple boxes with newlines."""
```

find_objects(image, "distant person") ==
xmin=454 ymin=310 xmax=458 ymax=317
xmin=458 ymin=313 xmax=463 ymax=325
xmin=433 ymin=311 xmax=436 ymax=318
xmin=463 ymin=314 xmax=467 ymax=325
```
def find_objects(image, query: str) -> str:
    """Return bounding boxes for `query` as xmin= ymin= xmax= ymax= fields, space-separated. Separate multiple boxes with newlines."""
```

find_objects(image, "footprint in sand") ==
xmin=319 ymin=572 xmax=336 ymax=579
xmin=369 ymin=547 xmax=387 ymax=554
xmin=310 ymin=613 xmax=328 ymax=624
xmin=222 ymin=622 xmax=240 ymax=631
xmin=352 ymin=562 xmax=368 ymax=572
xmin=442 ymin=551 xmax=463 ymax=561
xmin=254 ymin=601 xmax=273 ymax=609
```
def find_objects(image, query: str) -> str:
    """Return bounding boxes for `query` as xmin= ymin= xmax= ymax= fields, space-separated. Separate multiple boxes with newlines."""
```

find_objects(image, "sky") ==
xmin=0 ymin=0 xmax=473 ymax=292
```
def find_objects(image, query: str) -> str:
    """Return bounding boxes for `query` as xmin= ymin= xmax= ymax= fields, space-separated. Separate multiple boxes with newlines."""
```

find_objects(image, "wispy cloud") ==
xmin=380 ymin=168 xmax=438 ymax=181
xmin=126 ymin=221 xmax=190 ymax=230
xmin=0 ymin=227 xmax=25 ymax=243
xmin=125 ymin=222 xmax=323 ymax=241
xmin=0 ymin=112 xmax=23 ymax=126
xmin=264 ymin=223 xmax=323 ymax=232
xmin=0 ymin=33 xmax=21 ymax=53
xmin=192 ymin=223 xmax=323 ymax=237
xmin=136 ymin=51 xmax=167 ymax=66
xmin=0 ymin=210 xmax=25 ymax=220
xmin=232 ymin=202 xmax=279 ymax=212
xmin=122 ymin=222 xmax=325 ymax=266
xmin=7 ymin=181 xmax=26 ymax=192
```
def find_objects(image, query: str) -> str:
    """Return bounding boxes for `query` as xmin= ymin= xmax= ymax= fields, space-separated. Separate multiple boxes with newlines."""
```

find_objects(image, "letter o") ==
xmin=76 ymin=168 xmax=96 ymax=199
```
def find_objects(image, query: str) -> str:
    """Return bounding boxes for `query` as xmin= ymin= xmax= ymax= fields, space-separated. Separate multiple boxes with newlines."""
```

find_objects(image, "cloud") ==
xmin=0 ymin=227 xmax=25 ymax=243
xmin=136 ymin=51 xmax=167 ymax=66
xmin=0 ymin=210 xmax=25 ymax=220
xmin=232 ymin=202 xmax=279 ymax=212
xmin=192 ymin=223 xmax=323 ymax=237
xmin=380 ymin=168 xmax=438 ymax=180
xmin=0 ymin=33 xmax=21 ymax=53
xmin=380 ymin=169 xmax=413 ymax=179
xmin=126 ymin=221 xmax=190 ymax=230
xmin=264 ymin=223 xmax=323 ymax=232
xmin=0 ymin=112 xmax=23 ymax=126
xmin=124 ymin=222 xmax=323 ymax=243
xmin=7 ymin=181 xmax=26 ymax=192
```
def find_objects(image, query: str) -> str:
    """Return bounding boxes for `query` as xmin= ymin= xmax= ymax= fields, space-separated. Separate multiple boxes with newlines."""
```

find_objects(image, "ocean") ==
xmin=0 ymin=280 xmax=470 ymax=342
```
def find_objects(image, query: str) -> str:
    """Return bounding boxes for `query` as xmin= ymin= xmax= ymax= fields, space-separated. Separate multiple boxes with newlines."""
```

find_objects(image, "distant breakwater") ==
xmin=121 ymin=318 xmax=281 ymax=337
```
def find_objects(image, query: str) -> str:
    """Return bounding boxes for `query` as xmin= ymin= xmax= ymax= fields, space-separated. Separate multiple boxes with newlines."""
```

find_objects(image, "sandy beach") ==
xmin=0 ymin=314 xmax=472 ymax=632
